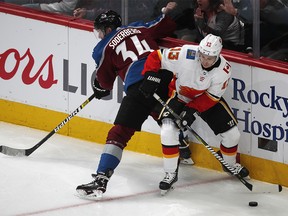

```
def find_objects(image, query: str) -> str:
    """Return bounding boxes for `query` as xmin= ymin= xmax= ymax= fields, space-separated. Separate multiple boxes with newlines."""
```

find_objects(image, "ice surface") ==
xmin=0 ymin=121 xmax=287 ymax=216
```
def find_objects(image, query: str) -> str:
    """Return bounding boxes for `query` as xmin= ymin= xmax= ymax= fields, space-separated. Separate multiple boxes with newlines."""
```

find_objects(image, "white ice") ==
xmin=0 ymin=121 xmax=287 ymax=216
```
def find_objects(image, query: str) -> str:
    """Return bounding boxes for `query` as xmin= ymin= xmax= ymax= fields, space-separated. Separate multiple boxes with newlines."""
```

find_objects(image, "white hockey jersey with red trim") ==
xmin=157 ymin=44 xmax=232 ymax=112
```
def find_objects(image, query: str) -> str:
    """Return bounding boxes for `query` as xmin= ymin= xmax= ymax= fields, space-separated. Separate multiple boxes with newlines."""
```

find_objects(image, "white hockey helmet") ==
xmin=198 ymin=34 xmax=223 ymax=58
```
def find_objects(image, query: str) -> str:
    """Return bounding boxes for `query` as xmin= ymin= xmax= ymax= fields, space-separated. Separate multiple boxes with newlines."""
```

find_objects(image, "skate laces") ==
xmin=162 ymin=172 xmax=177 ymax=183
xmin=232 ymin=163 xmax=243 ymax=174
xmin=91 ymin=173 xmax=109 ymax=185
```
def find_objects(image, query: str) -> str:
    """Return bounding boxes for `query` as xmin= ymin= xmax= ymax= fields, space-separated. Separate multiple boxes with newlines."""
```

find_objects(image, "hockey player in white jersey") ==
xmin=139 ymin=34 xmax=249 ymax=194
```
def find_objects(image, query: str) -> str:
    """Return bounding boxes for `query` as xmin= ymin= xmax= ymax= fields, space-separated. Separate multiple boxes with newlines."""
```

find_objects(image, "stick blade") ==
xmin=251 ymin=181 xmax=282 ymax=193
xmin=0 ymin=145 xmax=27 ymax=157
xmin=236 ymin=175 xmax=253 ymax=191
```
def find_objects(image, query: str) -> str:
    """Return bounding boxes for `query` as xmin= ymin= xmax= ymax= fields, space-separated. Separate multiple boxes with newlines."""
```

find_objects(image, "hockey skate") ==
xmin=179 ymin=145 xmax=194 ymax=165
xmin=76 ymin=170 xmax=113 ymax=200
xmin=224 ymin=163 xmax=250 ymax=179
xmin=216 ymin=150 xmax=249 ymax=178
xmin=180 ymin=157 xmax=194 ymax=165
xmin=159 ymin=172 xmax=178 ymax=195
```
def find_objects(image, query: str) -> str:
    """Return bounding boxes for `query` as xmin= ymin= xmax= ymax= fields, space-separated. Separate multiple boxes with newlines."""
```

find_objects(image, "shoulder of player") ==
xmin=215 ymin=56 xmax=232 ymax=77
xmin=219 ymin=54 xmax=229 ymax=63
xmin=181 ymin=44 xmax=199 ymax=52
xmin=176 ymin=44 xmax=199 ymax=59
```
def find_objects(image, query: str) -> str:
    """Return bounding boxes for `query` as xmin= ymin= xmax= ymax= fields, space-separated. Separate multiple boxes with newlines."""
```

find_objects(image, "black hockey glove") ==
xmin=139 ymin=71 xmax=162 ymax=98
xmin=179 ymin=106 xmax=196 ymax=128
xmin=92 ymin=79 xmax=110 ymax=99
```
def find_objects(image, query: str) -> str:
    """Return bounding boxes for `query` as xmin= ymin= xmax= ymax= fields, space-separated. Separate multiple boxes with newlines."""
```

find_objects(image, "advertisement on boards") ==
xmin=0 ymin=12 xmax=160 ymax=134
xmin=0 ymin=11 xmax=287 ymax=163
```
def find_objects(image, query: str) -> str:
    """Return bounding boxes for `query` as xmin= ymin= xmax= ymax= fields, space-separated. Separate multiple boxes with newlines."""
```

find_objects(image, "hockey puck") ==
xmin=249 ymin=201 xmax=258 ymax=207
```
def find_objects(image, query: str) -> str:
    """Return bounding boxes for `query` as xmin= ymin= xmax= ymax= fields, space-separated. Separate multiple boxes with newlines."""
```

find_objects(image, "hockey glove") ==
xmin=139 ymin=71 xmax=162 ymax=98
xmin=92 ymin=79 xmax=110 ymax=99
xmin=179 ymin=106 xmax=196 ymax=128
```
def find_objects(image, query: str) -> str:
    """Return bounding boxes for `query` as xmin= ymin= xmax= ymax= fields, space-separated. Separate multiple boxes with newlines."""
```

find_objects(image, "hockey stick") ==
xmin=153 ymin=93 xmax=282 ymax=192
xmin=0 ymin=93 xmax=95 ymax=157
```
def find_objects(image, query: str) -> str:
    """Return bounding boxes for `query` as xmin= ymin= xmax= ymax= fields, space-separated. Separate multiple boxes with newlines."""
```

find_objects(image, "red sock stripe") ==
xmin=162 ymin=145 xmax=179 ymax=156
xmin=220 ymin=144 xmax=238 ymax=155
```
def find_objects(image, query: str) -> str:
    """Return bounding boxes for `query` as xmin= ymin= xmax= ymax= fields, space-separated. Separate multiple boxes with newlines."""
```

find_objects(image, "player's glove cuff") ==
xmin=92 ymin=79 xmax=110 ymax=99
xmin=179 ymin=106 xmax=197 ymax=127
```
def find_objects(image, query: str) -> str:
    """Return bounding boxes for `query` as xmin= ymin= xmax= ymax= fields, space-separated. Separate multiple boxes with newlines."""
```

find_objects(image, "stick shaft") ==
xmin=153 ymin=93 xmax=253 ymax=191
xmin=0 ymin=93 xmax=95 ymax=157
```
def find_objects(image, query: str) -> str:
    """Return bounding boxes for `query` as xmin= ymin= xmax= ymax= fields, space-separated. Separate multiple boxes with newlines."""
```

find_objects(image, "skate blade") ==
xmin=231 ymin=173 xmax=251 ymax=180
xmin=76 ymin=190 xmax=103 ymax=201
xmin=240 ymin=175 xmax=251 ymax=180
xmin=225 ymin=171 xmax=251 ymax=180
xmin=160 ymin=186 xmax=174 ymax=196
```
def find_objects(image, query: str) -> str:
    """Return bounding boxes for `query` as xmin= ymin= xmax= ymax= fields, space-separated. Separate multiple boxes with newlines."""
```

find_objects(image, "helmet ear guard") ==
xmin=198 ymin=34 xmax=223 ymax=58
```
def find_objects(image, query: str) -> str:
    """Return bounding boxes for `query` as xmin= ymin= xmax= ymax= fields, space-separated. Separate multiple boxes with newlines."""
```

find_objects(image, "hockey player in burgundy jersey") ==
xmin=76 ymin=3 xmax=181 ymax=199
xmin=141 ymin=34 xmax=249 ymax=194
